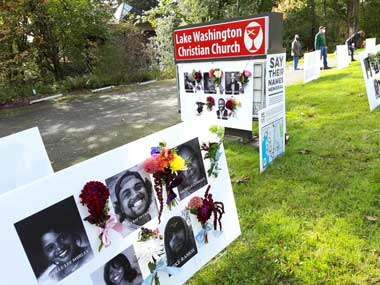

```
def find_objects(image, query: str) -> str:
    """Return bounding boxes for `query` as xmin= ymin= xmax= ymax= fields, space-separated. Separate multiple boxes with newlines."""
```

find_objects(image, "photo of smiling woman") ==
xmin=14 ymin=196 xmax=93 ymax=284
xmin=106 ymin=164 xmax=159 ymax=237
xmin=91 ymin=246 xmax=143 ymax=285
xmin=164 ymin=212 xmax=198 ymax=268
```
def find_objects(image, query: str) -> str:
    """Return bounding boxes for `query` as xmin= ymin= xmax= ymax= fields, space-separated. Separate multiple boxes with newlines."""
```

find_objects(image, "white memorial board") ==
xmin=259 ymin=103 xmax=285 ymax=172
xmin=0 ymin=127 xmax=53 ymax=195
xmin=304 ymin=50 xmax=321 ymax=83
xmin=0 ymin=122 xmax=241 ymax=285
xmin=360 ymin=44 xmax=380 ymax=111
xmin=178 ymin=60 xmax=254 ymax=131
xmin=265 ymin=53 xmax=285 ymax=107
xmin=366 ymin=38 xmax=377 ymax=51
xmin=336 ymin=45 xmax=350 ymax=69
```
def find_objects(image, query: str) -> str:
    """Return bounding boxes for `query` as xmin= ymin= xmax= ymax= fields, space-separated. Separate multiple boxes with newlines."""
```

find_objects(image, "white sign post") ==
xmin=336 ymin=45 xmax=350 ymax=69
xmin=360 ymin=44 xmax=380 ymax=111
xmin=304 ymin=50 xmax=321 ymax=83
xmin=259 ymin=103 xmax=285 ymax=172
xmin=0 ymin=127 xmax=53 ymax=195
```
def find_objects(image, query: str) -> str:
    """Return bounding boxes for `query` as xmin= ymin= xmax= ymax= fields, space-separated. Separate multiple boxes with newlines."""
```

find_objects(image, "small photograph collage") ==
xmin=184 ymin=70 xmax=244 ymax=95
xmin=363 ymin=51 xmax=380 ymax=98
xmin=13 ymin=137 xmax=219 ymax=285
xmin=184 ymin=69 xmax=251 ymax=120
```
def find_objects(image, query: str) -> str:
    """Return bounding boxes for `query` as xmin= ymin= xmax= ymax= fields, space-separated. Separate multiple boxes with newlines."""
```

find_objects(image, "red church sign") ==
xmin=174 ymin=17 xmax=268 ymax=61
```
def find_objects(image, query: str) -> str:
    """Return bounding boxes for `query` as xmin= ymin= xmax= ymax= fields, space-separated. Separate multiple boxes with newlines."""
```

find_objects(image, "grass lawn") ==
xmin=188 ymin=62 xmax=380 ymax=284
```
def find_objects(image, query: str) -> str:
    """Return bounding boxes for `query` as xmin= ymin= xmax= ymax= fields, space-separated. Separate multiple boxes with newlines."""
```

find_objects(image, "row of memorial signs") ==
xmin=0 ymin=13 xmax=286 ymax=285
xmin=0 ymin=123 xmax=241 ymax=285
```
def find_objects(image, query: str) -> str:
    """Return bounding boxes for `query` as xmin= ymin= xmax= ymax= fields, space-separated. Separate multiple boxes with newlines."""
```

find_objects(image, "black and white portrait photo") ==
xmin=216 ymin=98 xmax=229 ymax=120
xmin=184 ymin=72 xmax=195 ymax=93
xmin=203 ymin=72 xmax=217 ymax=94
xmin=364 ymin=58 xmax=373 ymax=79
xmin=374 ymin=79 xmax=380 ymax=99
xmin=175 ymin=138 xmax=208 ymax=200
xmin=14 ymin=196 xmax=94 ymax=284
xmin=164 ymin=213 xmax=198 ymax=268
xmin=91 ymin=245 xmax=143 ymax=285
xmin=225 ymin=72 xmax=241 ymax=95
xmin=106 ymin=163 xmax=159 ymax=237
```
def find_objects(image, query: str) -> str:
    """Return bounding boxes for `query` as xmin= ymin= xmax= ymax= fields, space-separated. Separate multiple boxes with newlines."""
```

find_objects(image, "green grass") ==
xmin=188 ymin=62 xmax=380 ymax=284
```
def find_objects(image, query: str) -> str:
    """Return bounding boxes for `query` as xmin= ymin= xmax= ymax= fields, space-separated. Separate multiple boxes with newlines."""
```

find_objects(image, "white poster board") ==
xmin=336 ymin=45 xmax=350 ymax=69
xmin=0 ymin=127 xmax=53 ymax=195
xmin=0 ymin=122 xmax=240 ymax=285
xmin=178 ymin=60 xmax=254 ymax=131
xmin=265 ymin=53 xmax=285 ymax=107
xmin=360 ymin=44 xmax=380 ymax=111
xmin=366 ymin=38 xmax=377 ymax=51
xmin=304 ymin=50 xmax=321 ymax=83
xmin=259 ymin=103 xmax=285 ymax=172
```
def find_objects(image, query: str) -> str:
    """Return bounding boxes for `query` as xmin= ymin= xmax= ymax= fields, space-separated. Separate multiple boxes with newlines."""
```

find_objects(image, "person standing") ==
xmin=291 ymin=34 xmax=302 ymax=70
xmin=315 ymin=26 xmax=329 ymax=69
xmin=345 ymin=31 xmax=365 ymax=61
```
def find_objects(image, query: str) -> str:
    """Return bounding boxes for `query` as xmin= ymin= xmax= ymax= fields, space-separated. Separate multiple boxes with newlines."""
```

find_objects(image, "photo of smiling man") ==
xmin=106 ymin=163 xmax=159 ymax=237
xmin=14 ymin=196 xmax=93 ymax=284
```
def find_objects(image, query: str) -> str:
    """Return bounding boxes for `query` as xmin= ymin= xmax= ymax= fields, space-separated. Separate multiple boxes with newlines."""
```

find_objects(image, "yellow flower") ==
xmin=170 ymin=154 xmax=187 ymax=173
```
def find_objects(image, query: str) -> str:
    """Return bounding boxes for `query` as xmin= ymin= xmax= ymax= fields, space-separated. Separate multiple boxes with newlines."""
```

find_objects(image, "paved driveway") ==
xmin=0 ymin=80 xmax=180 ymax=170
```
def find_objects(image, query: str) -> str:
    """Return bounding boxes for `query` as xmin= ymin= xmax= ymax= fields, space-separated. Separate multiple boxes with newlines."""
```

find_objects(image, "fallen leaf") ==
xmin=366 ymin=216 xmax=378 ymax=221
xmin=231 ymin=176 xmax=250 ymax=184
xmin=299 ymin=149 xmax=312 ymax=155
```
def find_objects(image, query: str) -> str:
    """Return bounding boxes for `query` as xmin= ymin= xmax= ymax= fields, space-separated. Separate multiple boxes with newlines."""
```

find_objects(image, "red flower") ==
xmin=225 ymin=98 xmax=234 ymax=111
xmin=209 ymin=69 xmax=215 ymax=78
xmin=206 ymin=96 xmax=215 ymax=106
xmin=196 ymin=203 xmax=213 ymax=224
xmin=194 ymin=71 xmax=202 ymax=82
xmin=80 ymin=181 xmax=110 ymax=225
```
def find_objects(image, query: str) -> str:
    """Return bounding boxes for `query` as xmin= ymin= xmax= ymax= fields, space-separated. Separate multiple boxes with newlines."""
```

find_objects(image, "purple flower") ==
xmin=151 ymin=147 xmax=160 ymax=155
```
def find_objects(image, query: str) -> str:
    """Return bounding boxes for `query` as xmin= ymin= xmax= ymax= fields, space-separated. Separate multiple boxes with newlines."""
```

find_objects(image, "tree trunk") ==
xmin=347 ymin=0 xmax=359 ymax=36
xmin=308 ymin=0 xmax=317 ymax=50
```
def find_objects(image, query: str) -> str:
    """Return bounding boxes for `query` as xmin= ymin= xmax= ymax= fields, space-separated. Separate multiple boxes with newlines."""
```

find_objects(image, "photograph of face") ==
xmin=225 ymin=72 xmax=241 ymax=95
xmin=216 ymin=98 xmax=229 ymax=120
xmin=364 ymin=58 xmax=373 ymax=79
xmin=374 ymin=79 xmax=380 ymax=99
xmin=184 ymin=72 xmax=195 ymax=93
xmin=164 ymin=213 xmax=198 ymax=267
xmin=91 ymin=245 xmax=143 ymax=285
xmin=175 ymin=137 xmax=208 ymax=200
xmin=14 ymin=196 xmax=93 ymax=284
xmin=203 ymin=72 xmax=216 ymax=94
xmin=106 ymin=164 xmax=158 ymax=237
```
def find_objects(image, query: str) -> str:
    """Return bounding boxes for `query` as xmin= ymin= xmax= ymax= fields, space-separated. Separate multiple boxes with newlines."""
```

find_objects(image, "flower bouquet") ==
xmin=143 ymin=142 xmax=188 ymax=223
xmin=201 ymin=141 xmax=222 ymax=177
xmin=79 ymin=181 xmax=123 ymax=251
xmin=225 ymin=97 xmax=241 ymax=117
xmin=192 ymin=70 xmax=203 ymax=91
xmin=137 ymin=227 xmax=179 ymax=285
xmin=187 ymin=185 xmax=225 ymax=245
xmin=209 ymin=68 xmax=223 ymax=86
xmin=206 ymin=96 xmax=215 ymax=111
xmin=239 ymin=69 xmax=252 ymax=85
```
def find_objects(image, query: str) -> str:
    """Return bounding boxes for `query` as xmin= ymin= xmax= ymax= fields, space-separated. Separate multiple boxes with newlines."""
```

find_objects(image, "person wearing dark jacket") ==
xmin=315 ymin=26 xmax=329 ymax=69
xmin=291 ymin=34 xmax=302 ymax=70
xmin=345 ymin=31 xmax=365 ymax=61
